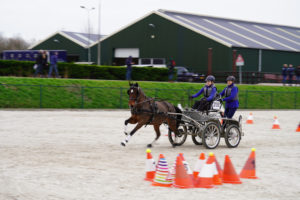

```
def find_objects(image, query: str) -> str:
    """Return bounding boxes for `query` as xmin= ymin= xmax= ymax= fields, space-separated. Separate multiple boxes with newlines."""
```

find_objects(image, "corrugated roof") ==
xmin=29 ymin=31 xmax=105 ymax=49
xmin=158 ymin=10 xmax=300 ymax=52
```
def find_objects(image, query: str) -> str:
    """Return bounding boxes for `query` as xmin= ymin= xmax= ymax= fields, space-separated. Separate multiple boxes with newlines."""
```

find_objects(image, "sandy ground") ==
xmin=0 ymin=110 xmax=300 ymax=200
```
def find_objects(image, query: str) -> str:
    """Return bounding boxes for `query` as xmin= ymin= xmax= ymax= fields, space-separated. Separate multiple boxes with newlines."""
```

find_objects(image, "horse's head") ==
xmin=127 ymin=82 xmax=141 ymax=107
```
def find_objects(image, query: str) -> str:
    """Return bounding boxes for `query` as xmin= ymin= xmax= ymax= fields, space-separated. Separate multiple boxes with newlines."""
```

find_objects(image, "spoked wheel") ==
xmin=202 ymin=122 xmax=221 ymax=149
xmin=191 ymin=131 xmax=202 ymax=145
xmin=168 ymin=125 xmax=188 ymax=146
xmin=225 ymin=124 xmax=241 ymax=148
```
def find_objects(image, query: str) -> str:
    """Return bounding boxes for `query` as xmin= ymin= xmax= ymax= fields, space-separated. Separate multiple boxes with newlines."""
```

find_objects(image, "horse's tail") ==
xmin=173 ymin=105 xmax=182 ymax=128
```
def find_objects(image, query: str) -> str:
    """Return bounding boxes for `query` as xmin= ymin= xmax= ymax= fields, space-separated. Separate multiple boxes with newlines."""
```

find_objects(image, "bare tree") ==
xmin=0 ymin=34 xmax=31 ymax=53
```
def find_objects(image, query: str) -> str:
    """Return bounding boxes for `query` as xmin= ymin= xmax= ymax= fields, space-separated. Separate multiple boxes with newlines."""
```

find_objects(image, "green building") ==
xmin=91 ymin=9 xmax=300 ymax=73
xmin=29 ymin=31 xmax=102 ymax=62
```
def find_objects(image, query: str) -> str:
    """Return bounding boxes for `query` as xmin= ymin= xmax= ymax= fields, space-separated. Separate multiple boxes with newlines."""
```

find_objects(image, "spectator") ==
xmin=125 ymin=56 xmax=134 ymax=80
xmin=287 ymin=64 xmax=294 ymax=86
xmin=281 ymin=64 xmax=288 ymax=86
xmin=48 ymin=52 xmax=59 ymax=78
xmin=295 ymin=65 xmax=300 ymax=86
xmin=168 ymin=59 xmax=176 ymax=82
xmin=34 ymin=50 xmax=43 ymax=77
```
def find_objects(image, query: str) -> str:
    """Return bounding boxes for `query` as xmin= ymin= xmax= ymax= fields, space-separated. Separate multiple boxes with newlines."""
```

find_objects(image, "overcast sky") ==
xmin=0 ymin=0 xmax=299 ymax=42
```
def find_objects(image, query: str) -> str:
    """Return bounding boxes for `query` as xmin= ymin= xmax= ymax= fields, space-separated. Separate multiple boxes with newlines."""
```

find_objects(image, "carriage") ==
xmin=167 ymin=97 xmax=244 ymax=149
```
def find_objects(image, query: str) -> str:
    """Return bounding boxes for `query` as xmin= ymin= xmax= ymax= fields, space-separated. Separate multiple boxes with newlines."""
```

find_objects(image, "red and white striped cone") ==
xmin=144 ymin=149 xmax=156 ymax=181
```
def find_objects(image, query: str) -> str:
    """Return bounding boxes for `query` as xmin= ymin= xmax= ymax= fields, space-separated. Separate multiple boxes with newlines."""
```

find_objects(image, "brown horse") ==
xmin=121 ymin=82 xmax=182 ymax=147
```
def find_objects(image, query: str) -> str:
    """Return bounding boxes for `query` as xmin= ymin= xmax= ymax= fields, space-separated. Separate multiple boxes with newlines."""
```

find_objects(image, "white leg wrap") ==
xmin=124 ymin=125 xmax=128 ymax=135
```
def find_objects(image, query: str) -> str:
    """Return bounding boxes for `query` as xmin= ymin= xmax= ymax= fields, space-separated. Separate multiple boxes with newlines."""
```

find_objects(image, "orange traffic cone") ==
xmin=152 ymin=154 xmax=172 ymax=187
xmin=211 ymin=153 xmax=222 ymax=185
xmin=194 ymin=153 xmax=214 ymax=188
xmin=240 ymin=148 xmax=258 ymax=179
xmin=246 ymin=113 xmax=254 ymax=124
xmin=213 ymin=154 xmax=223 ymax=179
xmin=193 ymin=153 xmax=206 ymax=179
xmin=223 ymin=155 xmax=242 ymax=184
xmin=173 ymin=156 xmax=194 ymax=189
xmin=296 ymin=123 xmax=300 ymax=132
xmin=179 ymin=153 xmax=193 ymax=177
xmin=272 ymin=116 xmax=281 ymax=129
xmin=144 ymin=149 xmax=156 ymax=181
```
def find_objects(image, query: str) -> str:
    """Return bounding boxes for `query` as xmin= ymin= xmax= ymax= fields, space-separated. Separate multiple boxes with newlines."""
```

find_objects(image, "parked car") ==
xmin=175 ymin=66 xmax=205 ymax=82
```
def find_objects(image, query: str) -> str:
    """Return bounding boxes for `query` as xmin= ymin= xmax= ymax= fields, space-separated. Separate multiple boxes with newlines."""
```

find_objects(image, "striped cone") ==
xmin=144 ymin=149 xmax=156 ymax=181
xmin=173 ymin=156 xmax=194 ymax=188
xmin=223 ymin=155 xmax=242 ymax=184
xmin=193 ymin=153 xmax=206 ymax=179
xmin=240 ymin=148 xmax=258 ymax=179
xmin=246 ymin=113 xmax=254 ymax=124
xmin=166 ymin=159 xmax=176 ymax=184
xmin=152 ymin=154 xmax=172 ymax=187
xmin=210 ymin=153 xmax=222 ymax=185
xmin=272 ymin=116 xmax=281 ymax=129
xmin=194 ymin=153 xmax=214 ymax=188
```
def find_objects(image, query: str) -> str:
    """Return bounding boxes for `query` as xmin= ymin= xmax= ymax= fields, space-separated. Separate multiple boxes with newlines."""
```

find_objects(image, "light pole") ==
xmin=80 ymin=5 xmax=95 ymax=62
xmin=97 ymin=1 xmax=101 ymax=65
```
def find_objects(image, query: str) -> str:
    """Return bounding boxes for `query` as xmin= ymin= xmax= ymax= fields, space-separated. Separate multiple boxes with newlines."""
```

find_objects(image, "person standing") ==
xmin=220 ymin=76 xmax=239 ymax=119
xmin=168 ymin=59 xmax=176 ymax=82
xmin=126 ymin=56 xmax=134 ymax=80
xmin=48 ymin=52 xmax=59 ymax=78
xmin=295 ymin=65 xmax=300 ymax=86
xmin=281 ymin=64 xmax=288 ymax=86
xmin=34 ymin=50 xmax=43 ymax=77
xmin=287 ymin=64 xmax=294 ymax=86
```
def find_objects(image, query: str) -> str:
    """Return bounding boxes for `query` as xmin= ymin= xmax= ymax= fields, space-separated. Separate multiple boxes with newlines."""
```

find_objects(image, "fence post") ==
xmin=270 ymin=92 xmax=273 ymax=109
xmin=245 ymin=90 xmax=248 ymax=109
xmin=39 ymin=85 xmax=43 ymax=108
xmin=295 ymin=92 xmax=297 ymax=109
xmin=81 ymin=87 xmax=84 ymax=109
xmin=120 ymin=88 xmax=123 ymax=109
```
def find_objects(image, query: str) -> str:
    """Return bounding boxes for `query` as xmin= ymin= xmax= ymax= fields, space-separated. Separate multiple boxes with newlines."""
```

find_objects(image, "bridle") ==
xmin=128 ymin=86 xmax=152 ymax=106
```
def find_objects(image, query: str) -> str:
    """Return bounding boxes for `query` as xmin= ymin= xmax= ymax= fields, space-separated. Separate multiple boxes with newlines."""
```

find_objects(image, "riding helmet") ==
xmin=226 ymin=76 xmax=236 ymax=82
xmin=205 ymin=75 xmax=215 ymax=82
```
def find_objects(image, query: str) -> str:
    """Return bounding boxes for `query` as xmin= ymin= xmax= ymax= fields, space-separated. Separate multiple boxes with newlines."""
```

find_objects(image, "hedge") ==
xmin=0 ymin=60 xmax=172 ymax=81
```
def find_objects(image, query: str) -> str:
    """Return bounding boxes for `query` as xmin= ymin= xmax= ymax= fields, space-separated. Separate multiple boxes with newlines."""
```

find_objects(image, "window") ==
xmin=153 ymin=58 xmax=164 ymax=65
xmin=140 ymin=58 xmax=151 ymax=65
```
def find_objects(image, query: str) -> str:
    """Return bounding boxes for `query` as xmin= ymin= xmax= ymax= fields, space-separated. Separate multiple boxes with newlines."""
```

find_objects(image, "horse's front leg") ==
xmin=121 ymin=122 xmax=143 ymax=147
xmin=124 ymin=116 xmax=138 ymax=135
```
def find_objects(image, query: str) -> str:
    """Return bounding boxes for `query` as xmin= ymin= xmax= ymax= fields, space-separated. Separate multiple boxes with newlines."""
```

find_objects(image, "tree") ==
xmin=0 ymin=34 xmax=31 ymax=53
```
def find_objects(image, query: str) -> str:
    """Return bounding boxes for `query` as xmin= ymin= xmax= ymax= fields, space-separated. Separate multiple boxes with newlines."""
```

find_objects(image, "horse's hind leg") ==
xmin=121 ymin=122 xmax=143 ymax=147
xmin=147 ymin=124 xmax=161 ymax=148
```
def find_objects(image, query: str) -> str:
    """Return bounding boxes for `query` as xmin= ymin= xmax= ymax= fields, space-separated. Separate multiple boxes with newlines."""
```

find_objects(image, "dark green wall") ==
xmin=261 ymin=50 xmax=300 ymax=73
xmin=233 ymin=47 xmax=300 ymax=73
xmin=92 ymin=13 xmax=232 ymax=73
xmin=31 ymin=34 xmax=88 ymax=62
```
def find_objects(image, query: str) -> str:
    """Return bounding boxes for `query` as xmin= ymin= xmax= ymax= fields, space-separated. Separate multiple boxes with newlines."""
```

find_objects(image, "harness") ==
xmin=203 ymin=85 xmax=217 ymax=99
xmin=225 ymin=86 xmax=238 ymax=101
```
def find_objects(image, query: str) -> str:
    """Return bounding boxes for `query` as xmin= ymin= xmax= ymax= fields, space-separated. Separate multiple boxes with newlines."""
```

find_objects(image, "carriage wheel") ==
xmin=225 ymin=124 xmax=241 ymax=148
xmin=168 ymin=125 xmax=188 ymax=146
xmin=191 ymin=133 xmax=202 ymax=145
xmin=202 ymin=122 xmax=221 ymax=149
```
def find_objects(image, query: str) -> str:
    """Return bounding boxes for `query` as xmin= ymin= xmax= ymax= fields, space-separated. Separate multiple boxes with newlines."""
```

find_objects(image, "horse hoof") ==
xmin=147 ymin=144 xmax=152 ymax=148
xmin=121 ymin=142 xmax=126 ymax=147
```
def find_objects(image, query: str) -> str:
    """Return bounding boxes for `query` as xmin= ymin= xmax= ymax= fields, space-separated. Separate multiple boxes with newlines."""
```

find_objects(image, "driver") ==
xmin=189 ymin=75 xmax=217 ymax=111
xmin=220 ymin=76 xmax=239 ymax=118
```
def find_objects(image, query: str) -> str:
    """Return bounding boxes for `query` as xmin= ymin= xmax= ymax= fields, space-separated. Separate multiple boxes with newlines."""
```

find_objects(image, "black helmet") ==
xmin=226 ymin=76 xmax=236 ymax=82
xmin=205 ymin=75 xmax=215 ymax=82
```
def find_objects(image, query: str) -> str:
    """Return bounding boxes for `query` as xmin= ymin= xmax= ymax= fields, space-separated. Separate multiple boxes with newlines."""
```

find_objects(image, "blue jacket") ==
xmin=192 ymin=85 xmax=217 ymax=101
xmin=50 ymin=54 xmax=57 ymax=65
xmin=220 ymin=84 xmax=239 ymax=109
xmin=287 ymin=67 xmax=294 ymax=77
xmin=126 ymin=57 xmax=133 ymax=70
xmin=282 ymin=67 xmax=287 ymax=76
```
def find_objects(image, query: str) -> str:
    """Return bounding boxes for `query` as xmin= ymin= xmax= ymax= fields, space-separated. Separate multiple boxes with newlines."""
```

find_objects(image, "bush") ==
xmin=0 ymin=60 xmax=173 ymax=81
